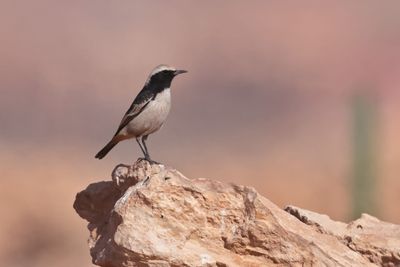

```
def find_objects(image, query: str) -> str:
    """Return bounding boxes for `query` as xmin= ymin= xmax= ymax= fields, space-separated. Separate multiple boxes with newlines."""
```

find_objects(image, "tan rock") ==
xmin=74 ymin=160 xmax=400 ymax=267
xmin=285 ymin=206 xmax=400 ymax=266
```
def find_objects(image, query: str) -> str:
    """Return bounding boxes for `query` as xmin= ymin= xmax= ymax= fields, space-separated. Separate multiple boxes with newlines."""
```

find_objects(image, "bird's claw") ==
xmin=138 ymin=157 xmax=160 ymax=165
xmin=147 ymin=158 xmax=160 ymax=165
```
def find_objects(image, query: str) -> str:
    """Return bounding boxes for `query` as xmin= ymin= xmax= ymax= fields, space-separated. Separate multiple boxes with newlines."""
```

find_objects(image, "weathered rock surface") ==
xmin=73 ymin=160 xmax=400 ymax=267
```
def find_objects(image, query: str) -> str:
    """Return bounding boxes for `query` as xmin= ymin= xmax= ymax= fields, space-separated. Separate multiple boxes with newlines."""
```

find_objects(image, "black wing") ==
xmin=113 ymin=88 xmax=155 ymax=136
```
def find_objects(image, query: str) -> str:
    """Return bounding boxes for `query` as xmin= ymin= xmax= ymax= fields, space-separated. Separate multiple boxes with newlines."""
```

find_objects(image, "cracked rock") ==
xmin=74 ymin=160 xmax=400 ymax=267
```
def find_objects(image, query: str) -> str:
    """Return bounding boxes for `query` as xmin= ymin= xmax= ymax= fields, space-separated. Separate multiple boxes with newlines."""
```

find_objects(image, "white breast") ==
xmin=126 ymin=89 xmax=171 ymax=137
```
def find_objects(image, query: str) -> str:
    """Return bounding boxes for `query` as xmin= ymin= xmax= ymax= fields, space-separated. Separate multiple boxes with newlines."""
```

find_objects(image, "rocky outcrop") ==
xmin=73 ymin=160 xmax=400 ymax=267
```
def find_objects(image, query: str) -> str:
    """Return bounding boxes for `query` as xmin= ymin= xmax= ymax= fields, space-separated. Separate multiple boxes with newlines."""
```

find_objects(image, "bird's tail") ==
xmin=95 ymin=140 xmax=118 ymax=159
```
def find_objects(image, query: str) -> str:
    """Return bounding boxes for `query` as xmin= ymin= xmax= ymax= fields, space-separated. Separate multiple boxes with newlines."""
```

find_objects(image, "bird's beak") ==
xmin=174 ymin=69 xmax=188 ymax=76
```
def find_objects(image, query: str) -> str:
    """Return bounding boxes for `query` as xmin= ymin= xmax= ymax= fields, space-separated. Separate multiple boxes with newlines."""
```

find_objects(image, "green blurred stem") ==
xmin=351 ymin=93 xmax=378 ymax=219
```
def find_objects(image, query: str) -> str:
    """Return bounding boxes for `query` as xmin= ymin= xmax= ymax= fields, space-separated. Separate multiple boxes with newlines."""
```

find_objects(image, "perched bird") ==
xmin=95 ymin=64 xmax=187 ymax=162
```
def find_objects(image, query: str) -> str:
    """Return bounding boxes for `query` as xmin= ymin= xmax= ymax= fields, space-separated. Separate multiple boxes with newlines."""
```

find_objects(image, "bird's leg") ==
xmin=141 ymin=135 xmax=159 ymax=164
xmin=136 ymin=137 xmax=147 ymax=159
xmin=141 ymin=135 xmax=151 ymax=160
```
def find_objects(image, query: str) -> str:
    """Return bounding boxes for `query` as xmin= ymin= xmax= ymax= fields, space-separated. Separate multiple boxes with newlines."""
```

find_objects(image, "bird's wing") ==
xmin=113 ymin=97 xmax=152 ymax=136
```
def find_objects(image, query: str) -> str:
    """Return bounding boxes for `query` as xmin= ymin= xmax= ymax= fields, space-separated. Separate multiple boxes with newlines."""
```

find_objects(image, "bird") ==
xmin=95 ymin=64 xmax=187 ymax=162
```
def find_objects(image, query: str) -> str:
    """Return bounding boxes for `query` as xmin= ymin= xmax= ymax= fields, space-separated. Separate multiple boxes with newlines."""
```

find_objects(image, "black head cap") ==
xmin=145 ymin=64 xmax=187 ymax=89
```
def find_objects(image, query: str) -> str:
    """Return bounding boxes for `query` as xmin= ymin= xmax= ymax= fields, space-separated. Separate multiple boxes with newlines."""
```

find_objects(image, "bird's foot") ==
xmin=146 ymin=158 xmax=160 ymax=165
xmin=138 ymin=157 xmax=160 ymax=165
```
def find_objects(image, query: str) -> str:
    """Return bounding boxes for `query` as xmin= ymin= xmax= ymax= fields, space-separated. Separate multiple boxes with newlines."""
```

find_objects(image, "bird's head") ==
xmin=145 ymin=64 xmax=187 ymax=87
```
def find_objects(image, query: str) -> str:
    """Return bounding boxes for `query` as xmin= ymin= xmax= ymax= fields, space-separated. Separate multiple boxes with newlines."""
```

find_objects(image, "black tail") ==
xmin=95 ymin=140 xmax=118 ymax=159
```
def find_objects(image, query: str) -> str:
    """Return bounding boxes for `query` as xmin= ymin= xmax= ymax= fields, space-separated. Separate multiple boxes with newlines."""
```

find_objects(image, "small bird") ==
xmin=95 ymin=64 xmax=187 ymax=162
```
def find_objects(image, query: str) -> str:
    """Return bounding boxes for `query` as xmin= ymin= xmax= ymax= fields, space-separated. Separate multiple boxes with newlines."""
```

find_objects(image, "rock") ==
xmin=285 ymin=206 xmax=400 ymax=266
xmin=74 ymin=160 xmax=400 ymax=267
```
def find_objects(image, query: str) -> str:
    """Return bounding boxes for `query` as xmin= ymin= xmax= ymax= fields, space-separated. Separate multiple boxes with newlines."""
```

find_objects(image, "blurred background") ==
xmin=1 ymin=1 xmax=400 ymax=266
